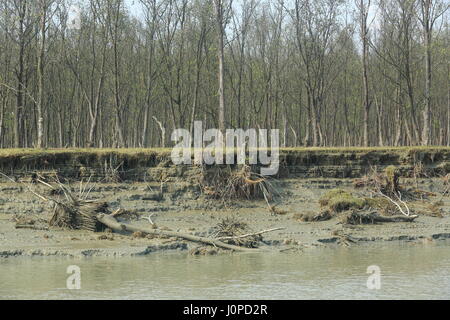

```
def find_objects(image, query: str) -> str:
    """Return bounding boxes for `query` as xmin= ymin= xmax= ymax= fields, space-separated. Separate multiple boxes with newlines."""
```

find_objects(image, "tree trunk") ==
xmin=421 ymin=0 xmax=433 ymax=145
xmin=0 ymin=95 xmax=4 ymax=148
xmin=36 ymin=0 xmax=48 ymax=149
xmin=14 ymin=0 xmax=28 ymax=148
xmin=447 ymin=64 xmax=450 ymax=146
xmin=359 ymin=0 xmax=371 ymax=147
xmin=142 ymin=103 xmax=150 ymax=148
xmin=214 ymin=0 xmax=227 ymax=134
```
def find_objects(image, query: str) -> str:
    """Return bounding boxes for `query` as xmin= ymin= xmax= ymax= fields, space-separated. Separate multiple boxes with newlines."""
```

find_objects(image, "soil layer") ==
xmin=0 ymin=147 xmax=449 ymax=182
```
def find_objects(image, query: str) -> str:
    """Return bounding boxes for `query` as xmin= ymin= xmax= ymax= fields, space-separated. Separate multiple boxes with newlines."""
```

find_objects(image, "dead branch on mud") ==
xmin=140 ymin=213 xmax=158 ymax=226
xmin=96 ymin=214 xmax=274 ymax=253
xmin=378 ymin=191 xmax=412 ymax=217
xmin=15 ymin=225 xmax=49 ymax=231
xmin=215 ymin=228 xmax=285 ymax=242
xmin=341 ymin=211 xmax=419 ymax=225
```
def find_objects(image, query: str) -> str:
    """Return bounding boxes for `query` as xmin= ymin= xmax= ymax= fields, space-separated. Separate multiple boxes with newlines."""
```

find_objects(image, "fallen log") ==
xmin=15 ymin=225 xmax=49 ymax=231
xmin=373 ymin=214 xmax=419 ymax=223
xmin=342 ymin=211 xmax=419 ymax=225
xmin=96 ymin=214 xmax=271 ymax=253
xmin=216 ymin=228 xmax=285 ymax=242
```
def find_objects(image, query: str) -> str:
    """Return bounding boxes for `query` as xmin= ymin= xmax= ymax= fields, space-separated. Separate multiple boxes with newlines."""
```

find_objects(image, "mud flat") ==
xmin=0 ymin=147 xmax=449 ymax=258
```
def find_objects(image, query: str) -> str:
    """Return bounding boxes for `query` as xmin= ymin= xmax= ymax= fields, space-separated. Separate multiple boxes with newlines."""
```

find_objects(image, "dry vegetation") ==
xmin=294 ymin=164 xmax=449 ymax=225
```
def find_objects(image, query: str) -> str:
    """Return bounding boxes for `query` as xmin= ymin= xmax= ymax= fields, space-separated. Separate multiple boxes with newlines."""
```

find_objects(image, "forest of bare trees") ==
xmin=0 ymin=0 xmax=448 ymax=149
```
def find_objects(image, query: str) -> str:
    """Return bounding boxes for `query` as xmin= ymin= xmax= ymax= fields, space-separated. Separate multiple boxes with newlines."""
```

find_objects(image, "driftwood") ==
xmin=379 ymin=192 xmax=412 ymax=217
xmin=373 ymin=214 xmax=418 ymax=223
xmin=216 ymin=228 xmax=285 ymax=241
xmin=96 ymin=214 xmax=278 ymax=253
xmin=342 ymin=211 xmax=419 ymax=225
xmin=15 ymin=225 xmax=49 ymax=231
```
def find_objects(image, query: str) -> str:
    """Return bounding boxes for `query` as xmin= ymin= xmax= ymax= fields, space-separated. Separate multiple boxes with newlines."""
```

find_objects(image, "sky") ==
xmin=125 ymin=0 xmax=144 ymax=18
xmin=73 ymin=0 xmax=448 ymax=39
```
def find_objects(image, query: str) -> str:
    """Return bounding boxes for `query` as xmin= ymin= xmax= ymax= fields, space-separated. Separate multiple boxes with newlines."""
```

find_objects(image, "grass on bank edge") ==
xmin=0 ymin=146 xmax=449 ymax=157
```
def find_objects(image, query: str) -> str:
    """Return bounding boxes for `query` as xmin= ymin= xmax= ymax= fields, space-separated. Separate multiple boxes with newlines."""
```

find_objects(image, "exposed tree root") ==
xmin=199 ymin=165 xmax=278 ymax=202
xmin=211 ymin=216 xmax=260 ymax=247
xmin=210 ymin=216 xmax=285 ymax=248
xmin=354 ymin=166 xmax=402 ymax=196
xmin=102 ymin=157 xmax=123 ymax=183
xmin=50 ymin=201 xmax=108 ymax=232
xmin=43 ymin=178 xmax=108 ymax=231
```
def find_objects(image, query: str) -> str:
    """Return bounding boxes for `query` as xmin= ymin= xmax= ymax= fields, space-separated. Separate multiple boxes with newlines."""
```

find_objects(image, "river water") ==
xmin=1 ymin=243 xmax=450 ymax=300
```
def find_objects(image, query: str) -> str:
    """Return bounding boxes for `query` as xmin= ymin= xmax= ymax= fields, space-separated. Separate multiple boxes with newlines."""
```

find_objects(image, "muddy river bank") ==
xmin=1 ymin=176 xmax=449 ymax=259
xmin=1 ymin=148 xmax=449 ymax=300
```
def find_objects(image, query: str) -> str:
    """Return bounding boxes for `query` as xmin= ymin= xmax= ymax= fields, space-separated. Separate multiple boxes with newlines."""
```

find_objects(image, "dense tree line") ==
xmin=0 ymin=0 xmax=448 ymax=149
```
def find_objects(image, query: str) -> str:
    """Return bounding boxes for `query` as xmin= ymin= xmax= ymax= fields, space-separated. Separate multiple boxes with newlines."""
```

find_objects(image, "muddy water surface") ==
xmin=1 ymin=243 xmax=450 ymax=300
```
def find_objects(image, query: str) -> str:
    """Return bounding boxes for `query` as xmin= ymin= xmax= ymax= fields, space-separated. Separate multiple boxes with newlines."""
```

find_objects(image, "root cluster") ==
xmin=15 ymin=174 xmax=110 ymax=232
xmin=211 ymin=216 xmax=262 ymax=248
xmin=199 ymin=165 xmax=276 ymax=202
xmin=353 ymin=166 xmax=401 ymax=197
xmin=50 ymin=201 xmax=108 ymax=232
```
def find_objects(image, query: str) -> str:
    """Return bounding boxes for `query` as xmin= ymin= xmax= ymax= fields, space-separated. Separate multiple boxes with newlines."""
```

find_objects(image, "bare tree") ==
xmin=139 ymin=0 xmax=161 ymax=147
xmin=417 ymin=0 xmax=449 ymax=145
xmin=36 ymin=0 xmax=57 ymax=148
xmin=356 ymin=0 xmax=371 ymax=147
xmin=213 ymin=0 xmax=232 ymax=133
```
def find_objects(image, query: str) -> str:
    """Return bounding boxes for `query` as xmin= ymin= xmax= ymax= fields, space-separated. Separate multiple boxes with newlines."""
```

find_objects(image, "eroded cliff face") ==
xmin=0 ymin=147 xmax=449 ymax=182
